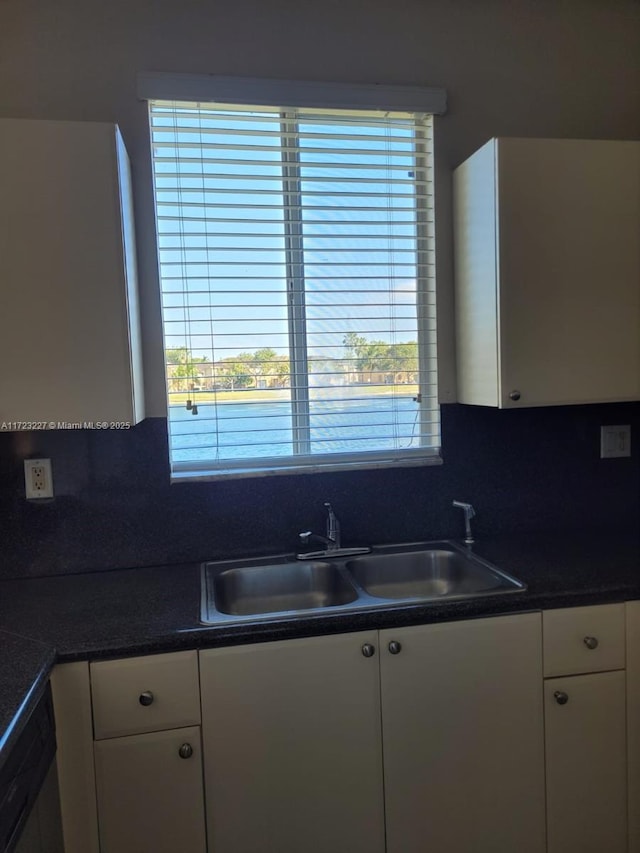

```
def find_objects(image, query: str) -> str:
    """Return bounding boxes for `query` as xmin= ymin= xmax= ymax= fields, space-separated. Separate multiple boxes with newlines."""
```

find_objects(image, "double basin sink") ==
xmin=201 ymin=541 xmax=526 ymax=624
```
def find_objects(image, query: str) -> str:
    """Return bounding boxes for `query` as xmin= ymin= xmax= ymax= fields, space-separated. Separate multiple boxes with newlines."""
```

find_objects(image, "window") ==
xmin=146 ymin=86 xmax=441 ymax=478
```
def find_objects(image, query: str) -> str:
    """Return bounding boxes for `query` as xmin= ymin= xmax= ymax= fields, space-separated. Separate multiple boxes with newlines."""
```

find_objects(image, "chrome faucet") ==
xmin=452 ymin=500 xmax=476 ymax=546
xmin=299 ymin=502 xmax=341 ymax=551
xmin=297 ymin=502 xmax=369 ymax=559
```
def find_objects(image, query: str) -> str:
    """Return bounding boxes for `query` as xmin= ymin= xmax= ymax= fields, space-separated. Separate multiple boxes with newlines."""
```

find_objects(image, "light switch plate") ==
xmin=600 ymin=425 xmax=631 ymax=459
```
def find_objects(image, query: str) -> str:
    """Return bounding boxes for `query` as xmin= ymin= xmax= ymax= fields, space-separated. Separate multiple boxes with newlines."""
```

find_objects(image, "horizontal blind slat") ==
xmin=157 ymin=215 xmax=433 ymax=225
xmin=153 ymin=156 xmax=424 ymax=172
xmin=168 ymin=412 xmax=437 ymax=430
xmin=168 ymin=412 xmax=437 ymax=426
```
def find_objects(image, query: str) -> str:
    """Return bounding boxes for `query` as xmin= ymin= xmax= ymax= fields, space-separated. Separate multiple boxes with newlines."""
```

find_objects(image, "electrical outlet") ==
xmin=24 ymin=458 xmax=54 ymax=500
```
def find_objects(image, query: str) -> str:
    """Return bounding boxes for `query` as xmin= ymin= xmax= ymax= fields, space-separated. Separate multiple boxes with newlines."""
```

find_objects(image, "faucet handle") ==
xmin=299 ymin=531 xmax=313 ymax=544
xmin=323 ymin=502 xmax=340 ymax=547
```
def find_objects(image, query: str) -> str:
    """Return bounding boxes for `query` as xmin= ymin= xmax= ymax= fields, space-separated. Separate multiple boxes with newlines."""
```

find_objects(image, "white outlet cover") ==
xmin=600 ymin=425 xmax=631 ymax=459
xmin=24 ymin=458 xmax=54 ymax=499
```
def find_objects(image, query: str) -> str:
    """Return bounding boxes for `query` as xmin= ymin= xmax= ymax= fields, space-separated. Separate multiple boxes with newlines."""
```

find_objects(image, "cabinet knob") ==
xmin=388 ymin=641 xmax=402 ymax=655
xmin=583 ymin=636 xmax=599 ymax=650
xmin=554 ymin=691 xmax=569 ymax=705
xmin=509 ymin=390 xmax=521 ymax=401
xmin=139 ymin=691 xmax=154 ymax=707
xmin=361 ymin=643 xmax=376 ymax=658
xmin=178 ymin=743 xmax=193 ymax=759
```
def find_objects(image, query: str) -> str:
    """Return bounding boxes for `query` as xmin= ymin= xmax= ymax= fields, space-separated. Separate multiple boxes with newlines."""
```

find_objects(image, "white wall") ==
xmin=1 ymin=0 xmax=638 ymax=416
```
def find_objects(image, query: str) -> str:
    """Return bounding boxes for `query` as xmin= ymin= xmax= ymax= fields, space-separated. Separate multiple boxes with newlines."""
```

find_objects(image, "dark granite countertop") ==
xmin=0 ymin=630 xmax=56 ymax=772
xmin=0 ymin=531 xmax=639 ymax=770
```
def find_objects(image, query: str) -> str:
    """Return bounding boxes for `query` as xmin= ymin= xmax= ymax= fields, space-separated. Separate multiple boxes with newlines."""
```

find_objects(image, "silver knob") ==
xmin=554 ymin=691 xmax=569 ymax=705
xmin=178 ymin=743 xmax=193 ymax=759
xmin=584 ymin=636 xmax=599 ymax=650
xmin=361 ymin=643 xmax=376 ymax=658
xmin=388 ymin=641 xmax=402 ymax=655
xmin=139 ymin=691 xmax=154 ymax=706
xmin=509 ymin=390 xmax=521 ymax=401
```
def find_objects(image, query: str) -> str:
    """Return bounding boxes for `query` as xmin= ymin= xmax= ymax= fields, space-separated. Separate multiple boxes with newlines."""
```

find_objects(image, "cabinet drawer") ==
xmin=543 ymin=604 xmax=625 ymax=677
xmin=91 ymin=651 xmax=200 ymax=739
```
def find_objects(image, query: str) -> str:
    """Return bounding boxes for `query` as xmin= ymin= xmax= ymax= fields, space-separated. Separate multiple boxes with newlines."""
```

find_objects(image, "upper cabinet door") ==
xmin=455 ymin=137 xmax=640 ymax=408
xmin=0 ymin=119 xmax=144 ymax=426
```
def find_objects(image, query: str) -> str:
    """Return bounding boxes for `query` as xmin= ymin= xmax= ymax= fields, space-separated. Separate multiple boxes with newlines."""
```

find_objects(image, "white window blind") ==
xmin=148 ymin=99 xmax=440 ymax=478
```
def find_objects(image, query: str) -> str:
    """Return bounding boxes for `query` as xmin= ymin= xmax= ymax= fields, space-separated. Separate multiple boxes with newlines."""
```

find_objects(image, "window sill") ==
xmin=170 ymin=452 xmax=443 ymax=483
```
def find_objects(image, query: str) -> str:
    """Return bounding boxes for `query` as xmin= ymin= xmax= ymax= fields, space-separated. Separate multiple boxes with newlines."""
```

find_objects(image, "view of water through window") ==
xmin=169 ymin=394 xmax=421 ymax=462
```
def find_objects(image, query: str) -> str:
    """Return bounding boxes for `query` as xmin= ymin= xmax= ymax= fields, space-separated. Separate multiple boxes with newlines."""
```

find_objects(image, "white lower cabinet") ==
xmin=627 ymin=600 xmax=640 ymax=852
xmin=380 ymin=613 xmax=546 ymax=853
xmin=93 ymin=726 xmax=206 ymax=853
xmin=542 ymin=604 xmax=627 ymax=853
xmin=544 ymin=672 xmax=627 ymax=853
xmin=199 ymin=613 xmax=546 ymax=853
xmin=199 ymin=631 xmax=385 ymax=853
xmin=90 ymin=651 xmax=206 ymax=853
xmin=51 ymin=605 xmax=635 ymax=853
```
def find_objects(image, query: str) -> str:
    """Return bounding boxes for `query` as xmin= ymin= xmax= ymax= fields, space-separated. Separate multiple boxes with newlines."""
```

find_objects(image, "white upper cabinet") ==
xmin=454 ymin=137 xmax=640 ymax=408
xmin=0 ymin=119 xmax=144 ymax=425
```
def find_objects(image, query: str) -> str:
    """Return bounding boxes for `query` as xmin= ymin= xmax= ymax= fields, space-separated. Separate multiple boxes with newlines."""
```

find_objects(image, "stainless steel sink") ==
xmin=206 ymin=560 xmax=358 ymax=618
xmin=346 ymin=545 xmax=523 ymax=600
xmin=201 ymin=542 xmax=525 ymax=624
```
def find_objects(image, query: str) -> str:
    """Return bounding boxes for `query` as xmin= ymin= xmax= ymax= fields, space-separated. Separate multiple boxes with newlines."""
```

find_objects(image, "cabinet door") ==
xmin=94 ymin=726 xmax=206 ymax=853
xmin=380 ymin=612 xmax=546 ymax=853
xmin=498 ymin=138 xmax=640 ymax=407
xmin=545 ymin=671 xmax=627 ymax=853
xmin=199 ymin=632 xmax=384 ymax=853
xmin=628 ymin=600 xmax=640 ymax=852
xmin=0 ymin=119 xmax=143 ymax=425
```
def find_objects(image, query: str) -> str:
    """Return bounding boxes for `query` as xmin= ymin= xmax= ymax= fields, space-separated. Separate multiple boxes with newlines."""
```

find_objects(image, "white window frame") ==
xmin=140 ymin=74 xmax=447 ymax=481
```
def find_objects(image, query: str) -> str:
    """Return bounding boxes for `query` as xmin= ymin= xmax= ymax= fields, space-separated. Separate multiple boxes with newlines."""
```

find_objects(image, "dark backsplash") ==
xmin=0 ymin=402 xmax=638 ymax=579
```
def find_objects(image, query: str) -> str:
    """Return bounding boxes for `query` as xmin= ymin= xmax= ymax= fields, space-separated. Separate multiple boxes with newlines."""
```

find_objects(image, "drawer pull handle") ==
xmin=179 ymin=743 xmax=193 ymax=759
xmin=583 ymin=636 xmax=599 ymax=650
xmin=388 ymin=641 xmax=402 ymax=655
xmin=361 ymin=643 xmax=376 ymax=658
xmin=554 ymin=691 xmax=569 ymax=706
xmin=139 ymin=691 xmax=154 ymax=706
